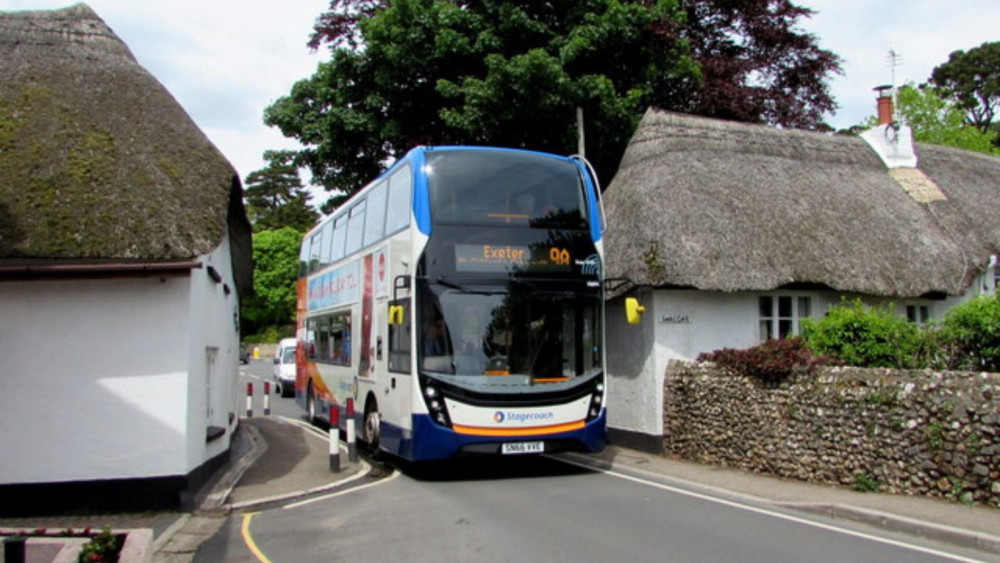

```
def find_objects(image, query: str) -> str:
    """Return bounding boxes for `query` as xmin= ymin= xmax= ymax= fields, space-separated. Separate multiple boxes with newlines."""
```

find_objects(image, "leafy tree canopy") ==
xmin=244 ymin=150 xmax=320 ymax=230
xmin=930 ymin=41 xmax=1000 ymax=146
xmin=241 ymin=227 xmax=303 ymax=338
xmin=268 ymin=0 xmax=840 ymax=207
xmin=860 ymin=83 xmax=1000 ymax=156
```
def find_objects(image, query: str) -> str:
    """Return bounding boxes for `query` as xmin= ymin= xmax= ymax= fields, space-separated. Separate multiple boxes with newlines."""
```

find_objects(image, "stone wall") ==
xmin=663 ymin=361 xmax=1000 ymax=506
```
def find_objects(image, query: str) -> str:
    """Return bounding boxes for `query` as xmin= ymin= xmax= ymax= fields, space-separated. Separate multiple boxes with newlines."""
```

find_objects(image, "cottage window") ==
xmin=906 ymin=305 xmax=930 ymax=325
xmin=993 ymin=255 xmax=999 ymax=293
xmin=759 ymin=296 xmax=811 ymax=342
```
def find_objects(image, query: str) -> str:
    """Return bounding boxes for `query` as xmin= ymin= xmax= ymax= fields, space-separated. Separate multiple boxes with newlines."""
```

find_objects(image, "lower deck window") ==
xmin=308 ymin=311 xmax=352 ymax=366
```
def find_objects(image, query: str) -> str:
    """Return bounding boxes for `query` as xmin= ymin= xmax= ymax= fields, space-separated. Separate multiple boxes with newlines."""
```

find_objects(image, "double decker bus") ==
xmin=294 ymin=146 xmax=607 ymax=461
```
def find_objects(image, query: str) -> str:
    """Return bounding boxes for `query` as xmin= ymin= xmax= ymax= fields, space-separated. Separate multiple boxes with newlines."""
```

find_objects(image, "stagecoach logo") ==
xmin=576 ymin=254 xmax=601 ymax=276
xmin=493 ymin=410 xmax=555 ymax=424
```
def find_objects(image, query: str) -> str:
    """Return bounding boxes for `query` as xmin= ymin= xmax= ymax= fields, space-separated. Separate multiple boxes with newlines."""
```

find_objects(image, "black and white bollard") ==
xmin=346 ymin=398 xmax=358 ymax=463
xmin=246 ymin=382 xmax=253 ymax=418
xmin=263 ymin=382 xmax=271 ymax=416
xmin=329 ymin=406 xmax=341 ymax=472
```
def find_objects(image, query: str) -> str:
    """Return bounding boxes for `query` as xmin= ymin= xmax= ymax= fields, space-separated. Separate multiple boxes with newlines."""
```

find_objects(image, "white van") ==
xmin=272 ymin=338 xmax=297 ymax=398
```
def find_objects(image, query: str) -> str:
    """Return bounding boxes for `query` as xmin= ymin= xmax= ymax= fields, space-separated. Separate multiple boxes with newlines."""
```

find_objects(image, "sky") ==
xmin=3 ymin=0 xmax=1000 ymax=203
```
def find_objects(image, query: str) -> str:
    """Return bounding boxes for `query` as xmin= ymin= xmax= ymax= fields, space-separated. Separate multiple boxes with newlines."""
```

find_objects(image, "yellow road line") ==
xmin=241 ymin=512 xmax=272 ymax=563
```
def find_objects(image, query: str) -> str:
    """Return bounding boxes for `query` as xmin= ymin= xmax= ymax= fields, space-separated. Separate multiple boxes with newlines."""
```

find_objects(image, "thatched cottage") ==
xmin=0 ymin=4 xmax=252 ymax=511
xmin=604 ymin=107 xmax=1000 ymax=449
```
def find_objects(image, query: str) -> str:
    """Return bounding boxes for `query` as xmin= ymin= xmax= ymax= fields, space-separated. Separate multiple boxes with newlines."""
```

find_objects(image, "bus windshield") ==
xmin=418 ymin=280 xmax=602 ymax=383
xmin=426 ymin=150 xmax=588 ymax=229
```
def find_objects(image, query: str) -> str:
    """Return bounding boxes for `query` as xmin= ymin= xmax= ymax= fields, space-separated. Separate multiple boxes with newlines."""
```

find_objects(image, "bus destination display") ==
xmin=455 ymin=244 xmax=571 ymax=273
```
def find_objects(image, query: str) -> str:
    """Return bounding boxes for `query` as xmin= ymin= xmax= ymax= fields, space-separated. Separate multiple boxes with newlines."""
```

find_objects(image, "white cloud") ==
xmin=800 ymin=0 xmax=1000 ymax=129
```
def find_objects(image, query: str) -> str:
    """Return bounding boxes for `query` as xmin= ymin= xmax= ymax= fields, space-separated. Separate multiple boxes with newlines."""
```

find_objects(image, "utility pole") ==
xmin=576 ymin=107 xmax=585 ymax=157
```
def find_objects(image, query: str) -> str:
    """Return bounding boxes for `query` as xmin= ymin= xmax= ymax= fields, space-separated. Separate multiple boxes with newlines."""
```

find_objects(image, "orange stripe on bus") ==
xmin=451 ymin=420 xmax=586 ymax=437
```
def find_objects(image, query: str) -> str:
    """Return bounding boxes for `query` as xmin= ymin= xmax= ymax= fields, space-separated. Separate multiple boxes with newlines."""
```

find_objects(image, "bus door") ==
xmin=383 ymin=296 xmax=413 ymax=449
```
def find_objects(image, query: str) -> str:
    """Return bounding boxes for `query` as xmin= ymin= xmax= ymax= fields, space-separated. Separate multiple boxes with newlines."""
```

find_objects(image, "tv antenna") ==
xmin=886 ymin=48 xmax=903 ymax=123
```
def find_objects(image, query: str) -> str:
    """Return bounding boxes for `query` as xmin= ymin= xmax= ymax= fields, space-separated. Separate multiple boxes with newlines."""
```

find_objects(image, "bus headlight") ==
xmin=587 ymin=377 xmax=605 ymax=422
xmin=420 ymin=378 xmax=451 ymax=427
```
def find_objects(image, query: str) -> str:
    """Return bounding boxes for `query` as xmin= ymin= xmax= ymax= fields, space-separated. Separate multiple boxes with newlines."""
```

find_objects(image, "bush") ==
xmin=936 ymin=294 xmax=1000 ymax=371
xmin=697 ymin=337 xmax=829 ymax=384
xmin=243 ymin=324 xmax=293 ymax=345
xmin=801 ymin=299 xmax=928 ymax=369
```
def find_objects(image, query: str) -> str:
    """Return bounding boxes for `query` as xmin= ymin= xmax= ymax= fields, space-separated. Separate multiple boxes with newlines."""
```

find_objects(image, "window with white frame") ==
xmin=759 ymin=295 xmax=812 ymax=341
xmin=993 ymin=255 xmax=999 ymax=293
xmin=906 ymin=305 xmax=930 ymax=325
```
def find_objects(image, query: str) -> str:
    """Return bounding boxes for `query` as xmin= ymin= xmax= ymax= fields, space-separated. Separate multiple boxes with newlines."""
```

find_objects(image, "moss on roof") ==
xmin=0 ymin=3 xmax=251 ymax=289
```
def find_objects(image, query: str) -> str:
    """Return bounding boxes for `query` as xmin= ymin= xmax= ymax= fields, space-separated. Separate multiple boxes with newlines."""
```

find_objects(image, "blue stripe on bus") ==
xmin=577 ymin=160 xmax=603 ymax=244
xmin=378 ymin=410 xmax=607 ymax=462
xmin=410 ymin=149 xmax=432 ymax=236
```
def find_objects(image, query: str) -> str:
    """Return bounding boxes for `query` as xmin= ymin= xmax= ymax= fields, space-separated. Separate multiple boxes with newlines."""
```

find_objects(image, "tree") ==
xmin=244 ymin=150 xmax=319 ymax=231
xmin=930 ymin=41 xmax=1000 ymax=146
xmin=268 ymin=0 xmax=840 ymax=205
xmin=679 ymin=0 xmax=841 ymax=128
xmin=241 ymin=227 xmax=303 ymax=338
xmin=859 ymin=83 xmax=999 ymax=156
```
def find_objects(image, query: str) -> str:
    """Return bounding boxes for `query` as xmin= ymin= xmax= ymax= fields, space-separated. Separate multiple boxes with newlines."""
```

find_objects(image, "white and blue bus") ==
xmin=294 ymin=146 xmax=607 ymax=461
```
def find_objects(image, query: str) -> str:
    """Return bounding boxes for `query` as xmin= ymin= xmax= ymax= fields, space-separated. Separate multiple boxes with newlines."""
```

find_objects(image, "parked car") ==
xmin=239 ymin=344 xmax=251 ymax=364
xmin=273 ymin=338 xmax=297 ymax=397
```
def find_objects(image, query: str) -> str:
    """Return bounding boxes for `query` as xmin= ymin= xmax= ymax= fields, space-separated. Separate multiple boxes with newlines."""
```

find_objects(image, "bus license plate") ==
xmin=501 ymin=441 xmax=544 ymax=455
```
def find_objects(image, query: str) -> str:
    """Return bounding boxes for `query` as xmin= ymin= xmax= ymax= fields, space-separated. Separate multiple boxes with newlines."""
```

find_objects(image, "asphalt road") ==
xmin=196 ymin=369 xmax=999 ymax=563
xmin=240 ymin=358 xmax=301 ymax=420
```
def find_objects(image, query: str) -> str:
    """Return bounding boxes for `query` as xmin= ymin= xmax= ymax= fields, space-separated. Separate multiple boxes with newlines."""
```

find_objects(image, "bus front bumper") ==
xmin=381 ymin=410 xmax=607 ymax=462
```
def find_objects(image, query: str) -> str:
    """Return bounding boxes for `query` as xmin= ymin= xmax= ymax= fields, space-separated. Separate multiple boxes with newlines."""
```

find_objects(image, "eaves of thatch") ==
xmin=0 ymin=4 xmax=251 ymax=295
xmin=604 ymin=109 xmax=1000 ymax=298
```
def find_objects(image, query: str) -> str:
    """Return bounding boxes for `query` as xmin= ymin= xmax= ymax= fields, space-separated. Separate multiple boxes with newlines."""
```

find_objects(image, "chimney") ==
xmin=874 ymin=84 xmax=894 ymax=125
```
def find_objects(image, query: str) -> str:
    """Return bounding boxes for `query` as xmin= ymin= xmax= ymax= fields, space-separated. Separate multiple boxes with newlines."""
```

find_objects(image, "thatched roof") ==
xmin=0 ymin=4 xmax=251 ymax=294
xmin=604 ymin=109 xmax=1000 ymax=298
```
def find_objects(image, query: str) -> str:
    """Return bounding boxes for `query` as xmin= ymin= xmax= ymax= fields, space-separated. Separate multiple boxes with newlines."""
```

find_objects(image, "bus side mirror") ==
xmin=389 ymin=305 xmax=405 ymax=325
xmin=625 ymin=297 xmax=645 ymax=325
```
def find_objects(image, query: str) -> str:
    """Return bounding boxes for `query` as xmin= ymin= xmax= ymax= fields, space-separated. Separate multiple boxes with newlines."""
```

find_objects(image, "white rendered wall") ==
xmin=0 ymin=275 xmax=191 ymax=484
xmin=606 ymin=289 xmax=659 ymax=436
xmin=606 ymin=285 xmax=997 ymax=440
xmin=185 ymin=236 xmax=242 ymax=473
xmin=607 ymin=290 xmax=761 ymax=438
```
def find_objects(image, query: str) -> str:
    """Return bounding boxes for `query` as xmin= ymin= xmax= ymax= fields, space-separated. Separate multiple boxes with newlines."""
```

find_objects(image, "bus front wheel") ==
xmin=363 ymin=398 xmax=381 ymax=454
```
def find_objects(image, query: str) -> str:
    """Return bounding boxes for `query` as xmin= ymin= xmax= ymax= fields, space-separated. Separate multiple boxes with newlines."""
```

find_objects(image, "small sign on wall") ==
xmin=660 ymin=314 xmax=691 ymax=324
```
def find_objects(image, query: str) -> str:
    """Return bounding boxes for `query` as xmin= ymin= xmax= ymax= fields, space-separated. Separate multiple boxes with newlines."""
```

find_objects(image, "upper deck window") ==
xmin=426 ymin=150 xmax=587 ymax=229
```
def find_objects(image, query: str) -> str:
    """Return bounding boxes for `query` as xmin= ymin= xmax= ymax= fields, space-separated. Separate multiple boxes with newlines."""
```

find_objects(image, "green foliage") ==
xmin=77 ymin=525 xmax=121 ymax=562
xmin=244 ymin=150 xmax=319 ymax=232
xmin=936 ymin=294 xmax=1000 ymax=371
xmin=859 ymin=83 xmax=999 ymax=156
xmin=801 ymin=299 xmax=927 ymax=369
xmin=243 ymin=325 xmax=292 ymax=345
xmin=268 ymin=0 xmax=839 ymax=206
xmin=851 ymin=473 xmax=879 ymax=493
xmin=241 ymin=227 xmax=303 ymax=338
xmin=930 ymin=41 xmax=1000 ymax=146
xmin=697 ymin=337 xmax=828 ymax=384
